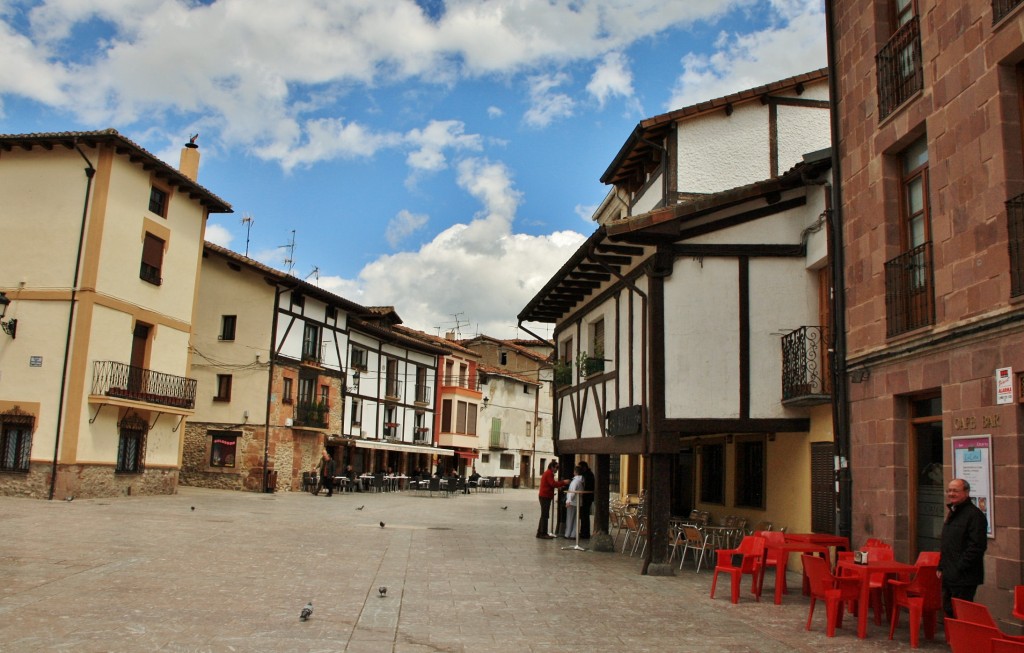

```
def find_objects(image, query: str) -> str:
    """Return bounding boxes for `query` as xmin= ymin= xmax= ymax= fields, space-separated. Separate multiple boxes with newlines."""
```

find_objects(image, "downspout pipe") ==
xmin=261 ymin=285 xmax=284 ymax=492
xmin=824 ymin=0 xmax=853 ymax=541
xmin=48 ymin=144 xmax=95 ymax=500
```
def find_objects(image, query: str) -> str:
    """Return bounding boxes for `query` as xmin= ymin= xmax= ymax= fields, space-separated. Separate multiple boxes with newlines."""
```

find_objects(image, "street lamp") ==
xmin=0 ymin=292 xmax=17 ymax=339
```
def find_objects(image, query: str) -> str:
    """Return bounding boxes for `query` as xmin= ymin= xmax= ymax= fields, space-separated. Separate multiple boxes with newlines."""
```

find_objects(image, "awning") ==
xmin=455 ymin=451 xmax=479 ymax=460
xmin=353 ymin=439 xmax=454 ymax=456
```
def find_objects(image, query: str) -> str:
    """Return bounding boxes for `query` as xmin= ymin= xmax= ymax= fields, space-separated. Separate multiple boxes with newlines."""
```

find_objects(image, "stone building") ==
xmin=828 ymin=0 xmax=1024 ymax=615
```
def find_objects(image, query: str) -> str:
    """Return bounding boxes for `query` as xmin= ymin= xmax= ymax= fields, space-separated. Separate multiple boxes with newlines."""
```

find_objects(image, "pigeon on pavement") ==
xmin=501 ymin=506 xmax=508 ymax=510
xmin=519 ymin=513 xmax=524 ymax=520
xmin=300 ymin=602 xmax=313 ymax=621
xmin=356 ymin=505 xmax=365 ymax=510
xmin=378 ymin=586 xmax=387 ymax=597
xmin=379 ymin=521 xmax=385 ymax=528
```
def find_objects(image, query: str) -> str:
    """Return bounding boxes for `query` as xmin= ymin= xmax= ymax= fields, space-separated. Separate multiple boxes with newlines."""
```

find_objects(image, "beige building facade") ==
xmin=0 ymin=130 xmax=231 ymax=499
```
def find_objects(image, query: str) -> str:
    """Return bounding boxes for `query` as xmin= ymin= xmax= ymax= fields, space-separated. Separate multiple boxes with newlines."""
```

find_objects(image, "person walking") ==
xmin=318 ymin=451 xmax=336 ymax=497
xmin=939 ymin=477 xmax=988 ymax=616
xmin=578 ymin=460 xmax=595 ymax=539
xmin=537 ymin=461 xmax=569 ymax=539
xmin=564 ymin=465 xmax=584 ymax=539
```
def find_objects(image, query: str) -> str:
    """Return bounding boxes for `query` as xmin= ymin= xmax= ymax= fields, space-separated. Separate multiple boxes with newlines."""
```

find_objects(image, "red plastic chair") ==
xmin=1014 ymin=585 xmax=1024 ymax=620
xmin=710 ymin=535 xmax=765 ymax=604
xmin=914 ymin=550 xmax=940 ymax=566
xmin=946 ymin=618 xmax=1003 ymax=653
xmin=802 ymin=554 xmax=861 ymax=637
xmin=953 ymin=600 xmax=1024 ymax=643
xmin=756 ymin=530 xmax=787 ymax=596
xmin=995 ymin=639 xmax=1024 ymax=653
xmin=887 ymin=564 xmax=940 ymax=648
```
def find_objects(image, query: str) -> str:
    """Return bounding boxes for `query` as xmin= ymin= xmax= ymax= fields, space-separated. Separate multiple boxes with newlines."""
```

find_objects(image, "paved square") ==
xmin=1 ymin=486 xmax=948 ymax=652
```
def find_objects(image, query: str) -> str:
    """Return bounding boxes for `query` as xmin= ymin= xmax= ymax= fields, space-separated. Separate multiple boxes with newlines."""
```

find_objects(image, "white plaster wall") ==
xmin=0 ymin=148 xmax=90 ymax=287
xmin=632 ymin=170 xmax=663 ymax=215
xmin=748 ymin=258 xmax=818 ymax=418
xmin=679 ymin=106 xmax=769 ymax=194
xmin=96 ymin=161 xmax=205 ymax=325
xmin=777 ymin=105 xmax=831 ymax=175
xmin=685 ymin=196 xmax=808 ymax=246
xmin=191 ymin=255 xmax=273 ymax=425
xmin=663 ymin=258 xmax=740 ymax=418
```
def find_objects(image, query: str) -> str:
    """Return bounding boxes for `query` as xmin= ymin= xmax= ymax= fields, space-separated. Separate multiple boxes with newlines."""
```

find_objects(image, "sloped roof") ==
xmin=477 ymin=363 xmax=541 ymax=386
xmin=0 ymin=129 xmax=232 ymax=213
xmin=204 ymin=242 xmax=368 ymax=314
xmin=601 ymin=69 xmax=829 ymax=187
xmin=460 ymin=334 xmax=553 ymax=363
xmin=393 ymin=325 xmax=480 ymax=358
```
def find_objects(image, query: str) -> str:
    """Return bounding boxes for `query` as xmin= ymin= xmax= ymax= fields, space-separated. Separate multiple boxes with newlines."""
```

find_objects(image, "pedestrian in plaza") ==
xmin=435 ymin=460 xmax=445 ymax=478
xmin=940 ymin=477 xmax=988 ymax=616
xmin=318 ymin=451 xmax=336 ymax=497
xmin=564 ymin=465 xmax=584 ymax=539
xmin=578 ymin=460 xmax=595 ymax=539
xmin=537 ymin=461 xmax=569 ymax=539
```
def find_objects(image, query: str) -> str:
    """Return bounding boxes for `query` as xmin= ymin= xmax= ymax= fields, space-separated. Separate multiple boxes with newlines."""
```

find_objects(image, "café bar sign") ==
xmin=606 ymin=405 xmax=643 ymax=436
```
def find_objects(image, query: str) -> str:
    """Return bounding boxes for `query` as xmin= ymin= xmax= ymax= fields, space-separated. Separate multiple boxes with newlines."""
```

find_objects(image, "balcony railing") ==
xmin=582 ymin=355 xmax=605 ymax=377
xmin=994 ymin=0 xmax=1024 ymax=23
xmin=413 ymin=428 xmax=430 ymax=444
xmin=781 ymin=326 xmax=831 ymax=405
xmin=553 ymin=364 xmax=573 ymax=387
xmin=885 ymin=242 xmax=935 ymax=337
xmin=489 ymin=431 xmax=509 ymax=449
xmin=441 ymin=374 xmax=480 ymax=390
xmin=92 ymin=360 xmax=196 ymax=409
xmin=1007 ymin=193 xmax=1024 ymax=297
xmin=414 ymin=383 xmax=431 ymax=404
xmin=877 ymin=15 xmax=923 ymax=120
xmin=295 ymin=399 xmax=329 ymax=429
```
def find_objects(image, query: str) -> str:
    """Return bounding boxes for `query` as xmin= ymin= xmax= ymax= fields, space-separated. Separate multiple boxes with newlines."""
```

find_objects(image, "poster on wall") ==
xmin=951 ymin=435 xmax=994 ymax=538
xmin=996 ymin=367 xmax=1014 ymax=405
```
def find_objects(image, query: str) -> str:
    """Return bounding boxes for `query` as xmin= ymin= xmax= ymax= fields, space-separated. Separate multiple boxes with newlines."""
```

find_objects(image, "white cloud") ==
xmin=204 ymin=222 xmax=234 ymax=248
xmin=586 ymin=51 xmax=633 ymax=108
xmin=666 ymin=0 xmax=826 ymax=110
xmin=404 ymin=119 xmax=482 ymax=172
xmin=386 ymin=209 xmax=429 ymax=248
xmin=523 ymin=72 xmax=574 ymax=128
xmin=487 ymin=106 xmax=503 ymax=118
xmin=574 ymin=203 xmax=598 ymax=224
xmin=352 ymin=155 xmax=586 ymax=334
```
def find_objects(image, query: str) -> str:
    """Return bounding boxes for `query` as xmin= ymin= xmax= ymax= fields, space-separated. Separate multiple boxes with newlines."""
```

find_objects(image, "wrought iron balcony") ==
xmin=92 ymin=360 xmax=196 ymax=409
xmin=489 ymin=431 xmax=509 ymax=450
xmin=385 ymin=379 xmax=403 ymax=400
xmin=294 ymin=399 xmax=329 ymax=429
xmin=994 ymin=0 xmax=1024 ymax=23
xmin=1007 ymin=192 xmax=1024 ymax=297
xmin=781 ymin=326 xmax=831 ymax=406
xmin=414 ymin=383 xmax=432 ymax=404
xmin=441 ymin=374 xmax=480 ymax=390
xmin=413 ymin=428 xmax=431 ymax=444
xmin=877 ymin=15 xmax=923 ymax=120
xmin=885 ymin=242 xmax=935 ymax=337
xmin=581 ymin=355 xmax=605 ymax=377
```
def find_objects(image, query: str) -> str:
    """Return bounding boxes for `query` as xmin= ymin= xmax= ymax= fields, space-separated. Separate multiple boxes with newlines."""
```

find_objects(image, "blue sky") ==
xmin=0 ymin=0 xmax=827 ymax=338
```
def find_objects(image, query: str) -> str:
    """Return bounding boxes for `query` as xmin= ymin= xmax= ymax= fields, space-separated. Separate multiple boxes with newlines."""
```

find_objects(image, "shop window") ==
xmin=209 ymin=431 xmax=238 ymax=468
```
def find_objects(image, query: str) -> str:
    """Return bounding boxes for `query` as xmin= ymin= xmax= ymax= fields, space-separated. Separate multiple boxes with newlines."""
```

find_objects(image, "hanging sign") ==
xmin=951 ymin=435 xmax=994 ymax=538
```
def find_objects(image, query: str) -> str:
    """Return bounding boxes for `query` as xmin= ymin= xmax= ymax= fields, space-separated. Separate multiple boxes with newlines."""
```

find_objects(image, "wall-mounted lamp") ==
xmin=850 ymin=367 xmax=870 ymax=383
xmin=0 ymin=292 xmax=16 ymax=339
xmin=482 ymin=396 xmax=489 ymax=407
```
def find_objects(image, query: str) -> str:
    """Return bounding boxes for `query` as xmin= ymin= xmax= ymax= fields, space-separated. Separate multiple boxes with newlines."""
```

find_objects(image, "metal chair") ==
xmin=676 ymin=525 xmax=713 ymax=572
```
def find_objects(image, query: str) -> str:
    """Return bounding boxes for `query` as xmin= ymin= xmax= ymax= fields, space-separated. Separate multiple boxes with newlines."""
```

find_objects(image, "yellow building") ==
xmin=0 ymin=130 xmax=231 ymax=499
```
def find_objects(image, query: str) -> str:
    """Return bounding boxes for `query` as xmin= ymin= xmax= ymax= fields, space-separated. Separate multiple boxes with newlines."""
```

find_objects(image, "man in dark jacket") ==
xmin=939 ymin=478 xmax=988 ymax=616
xmin=318 ymin=451 xmax=336 ymax=497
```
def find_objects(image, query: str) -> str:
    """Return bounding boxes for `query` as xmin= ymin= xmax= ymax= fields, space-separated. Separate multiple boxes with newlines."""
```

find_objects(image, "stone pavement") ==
xmin=0 ymin=486 xmax=949 ymax=652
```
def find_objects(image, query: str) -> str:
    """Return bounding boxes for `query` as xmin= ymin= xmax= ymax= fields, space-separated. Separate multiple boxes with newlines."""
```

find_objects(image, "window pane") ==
xmin=903 ymin=137 xmax=928 ymax=173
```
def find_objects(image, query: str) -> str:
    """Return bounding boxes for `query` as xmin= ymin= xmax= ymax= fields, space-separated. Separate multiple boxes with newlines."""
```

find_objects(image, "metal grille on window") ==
xmin=116 ymin=412 xmax=148 ymax=473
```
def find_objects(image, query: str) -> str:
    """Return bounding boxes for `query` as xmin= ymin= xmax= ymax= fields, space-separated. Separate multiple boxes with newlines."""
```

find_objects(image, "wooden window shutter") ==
xmin=810 ymin=441 xmax=836 ymax=534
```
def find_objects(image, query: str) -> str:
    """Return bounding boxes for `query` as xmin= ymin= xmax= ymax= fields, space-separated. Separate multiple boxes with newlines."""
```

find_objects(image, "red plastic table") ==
xmin=761 ymin=542 xmax=829 ymax=604
xmin=784 ymin=533 xmax=850 ymax=566
xmin=836 ymin=558 xmax=918 ymax=638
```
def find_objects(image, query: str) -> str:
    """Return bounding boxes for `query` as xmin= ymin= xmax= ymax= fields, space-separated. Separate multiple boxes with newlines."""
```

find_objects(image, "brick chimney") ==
xmin=179 ymin=134 xmax=200 ymax=181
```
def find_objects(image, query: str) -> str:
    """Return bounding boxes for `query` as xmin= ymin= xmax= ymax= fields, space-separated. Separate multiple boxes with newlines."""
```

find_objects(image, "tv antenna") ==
xmin=306 ymin=266 xmax=320 ymax=285
xmin=279 ymin=230 xmax=296 ymax=275
xmin=240 ymin=214 xmax=254 ymax=257
xmin=450 ymin=312 xmax=467 ymax=338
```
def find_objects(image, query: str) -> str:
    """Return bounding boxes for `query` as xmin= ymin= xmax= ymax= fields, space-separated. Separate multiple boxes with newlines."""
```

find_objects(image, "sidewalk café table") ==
xmin=836 ymin=557 xmax=918 ymax=638
xmin=760 ymin=541 xmax=829 ymax=605
xmin=784 ymin=533 xmax=851 ymax=566
xmin=332 ymin=476 xmax=352 ymax=493
xmin=388 ymin=475 xmax=409 ymax=491
xmin=704 ymin=524 xmax=743 ymax=552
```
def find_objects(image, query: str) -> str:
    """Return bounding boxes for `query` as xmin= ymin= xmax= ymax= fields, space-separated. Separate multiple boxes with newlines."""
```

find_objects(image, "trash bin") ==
xmin=264 ymin=470 xmax=278 ymax=493
xmin=512 ymin=476 xmax=521 ymax=489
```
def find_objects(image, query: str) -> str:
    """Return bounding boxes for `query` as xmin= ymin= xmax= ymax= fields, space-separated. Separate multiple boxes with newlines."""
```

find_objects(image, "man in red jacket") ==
xmin=537 ymin=461 xmax=569 ymax=539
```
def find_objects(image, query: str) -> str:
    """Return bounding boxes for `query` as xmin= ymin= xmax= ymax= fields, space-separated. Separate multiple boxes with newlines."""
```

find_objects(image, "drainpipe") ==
xmin=261 ymin=285 xmax=283 ymax=492
xmin=48 ymin=143 xmax=95 ymax=501
xmin=825 ymin=0 xmax=852 ymax=541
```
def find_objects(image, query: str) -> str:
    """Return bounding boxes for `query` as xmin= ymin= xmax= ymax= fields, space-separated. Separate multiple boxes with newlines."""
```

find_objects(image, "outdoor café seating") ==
xmin=709 ymin=535 xmax=765 ymax=604
xmin=673 ymin=524 xmax=714 ymax=572
xmin=802 ymin=553 xmax=861 ymax=637
xmin=946 ymin=618 xmax=1024 ymax=653
xmin=1015 ymin=586 xmax=1024 ymax=621
xmin=887 ymin=563 xmax=940 ymax=648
